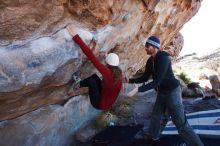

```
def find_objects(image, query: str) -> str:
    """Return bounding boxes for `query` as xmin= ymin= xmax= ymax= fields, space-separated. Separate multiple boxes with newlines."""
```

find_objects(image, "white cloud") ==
xmin=180 ymin=0 xmax=220 ymax=56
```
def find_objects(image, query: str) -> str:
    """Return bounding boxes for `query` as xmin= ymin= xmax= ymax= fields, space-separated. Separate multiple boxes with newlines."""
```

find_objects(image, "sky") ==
xmin=180 ymin=0 xmax=220 ymax=56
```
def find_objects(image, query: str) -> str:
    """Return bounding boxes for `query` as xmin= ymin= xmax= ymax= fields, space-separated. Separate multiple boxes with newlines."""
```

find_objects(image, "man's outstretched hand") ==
xmin=67 ymin=24 xmax=77 ymax=37
xmin=127 ymin=84 xmax=139 ymax=97
xmin=122 ymin=74 xmax=129 ymax=83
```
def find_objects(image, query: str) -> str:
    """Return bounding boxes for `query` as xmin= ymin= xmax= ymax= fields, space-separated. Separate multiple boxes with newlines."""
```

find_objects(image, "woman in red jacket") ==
xmin=67 ymin=24 xmax=122 ymax=110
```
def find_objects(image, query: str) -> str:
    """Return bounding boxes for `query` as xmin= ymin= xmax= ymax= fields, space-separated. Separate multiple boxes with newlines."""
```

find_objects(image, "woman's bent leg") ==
xmin=80 ymin=74 xmax=102 ymax=109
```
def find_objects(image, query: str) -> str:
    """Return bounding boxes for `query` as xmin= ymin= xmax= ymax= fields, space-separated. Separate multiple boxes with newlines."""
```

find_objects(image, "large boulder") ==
xmin=0 ymin=0 xmax=202 ymax=120
xmin=0 ymin=96 xmax=100 ymax=146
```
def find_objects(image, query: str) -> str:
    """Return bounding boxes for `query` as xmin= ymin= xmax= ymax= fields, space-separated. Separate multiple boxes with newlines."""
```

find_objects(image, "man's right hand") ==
xmin=122 ymin=74 xmax=129 ymax=83
xmin=127 ymin=84 xmax=138 ymax=97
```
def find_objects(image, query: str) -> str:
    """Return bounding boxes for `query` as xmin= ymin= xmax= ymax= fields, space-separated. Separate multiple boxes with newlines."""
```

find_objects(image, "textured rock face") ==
xmin=165 ymin=32 xmax=184 ymax=58
xmin=0 ymin=0 xmax=201 ymax=121
xmin=0 ymin=96 xmax=100 ymax=146
xmin=0 ymin=0 xmax=66 ymax=43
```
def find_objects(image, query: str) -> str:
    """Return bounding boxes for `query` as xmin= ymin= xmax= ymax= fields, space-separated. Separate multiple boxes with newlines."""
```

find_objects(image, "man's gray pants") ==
xmin=149 ymin=86 xmax=204 ymax=146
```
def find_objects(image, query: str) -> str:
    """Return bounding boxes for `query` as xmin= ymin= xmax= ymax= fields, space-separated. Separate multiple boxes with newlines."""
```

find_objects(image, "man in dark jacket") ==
xmin=126 ymin=36 xmax=204 ymax=146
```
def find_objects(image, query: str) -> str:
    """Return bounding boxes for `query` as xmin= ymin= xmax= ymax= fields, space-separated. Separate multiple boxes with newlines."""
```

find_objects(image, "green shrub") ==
xmin=95 ymin=112 xmax=118 ymax=127
xmin=179 ymin=72 xmax=191 ymax=84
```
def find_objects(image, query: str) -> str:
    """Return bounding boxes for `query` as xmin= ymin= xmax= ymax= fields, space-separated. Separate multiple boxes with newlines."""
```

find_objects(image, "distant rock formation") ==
xmin=175 ymin=48 xmax=220 ymax=99
xmin=210 ymin=75 xmax=220 ymax=97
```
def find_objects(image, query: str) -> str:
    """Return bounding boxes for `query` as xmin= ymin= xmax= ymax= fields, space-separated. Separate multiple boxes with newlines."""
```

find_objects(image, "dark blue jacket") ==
xmin=129 ymin=51 xmax=180 ymax=92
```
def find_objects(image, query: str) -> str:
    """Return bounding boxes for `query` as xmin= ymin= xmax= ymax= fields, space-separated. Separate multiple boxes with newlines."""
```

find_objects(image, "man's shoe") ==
xmin=147 ymin=139 xmax=160 ymax=146
xmin=152 ymin=140 xmax=160 ymax=146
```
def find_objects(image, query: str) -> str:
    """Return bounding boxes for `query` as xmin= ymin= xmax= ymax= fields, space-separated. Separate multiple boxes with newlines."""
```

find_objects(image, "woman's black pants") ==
xmin=80 ymin=74 xmax=102 ymax=109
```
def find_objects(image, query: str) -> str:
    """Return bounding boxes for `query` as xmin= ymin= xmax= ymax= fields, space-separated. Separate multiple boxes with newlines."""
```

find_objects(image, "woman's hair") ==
xmin=107 ymin=65 xmax=122 ymax=83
